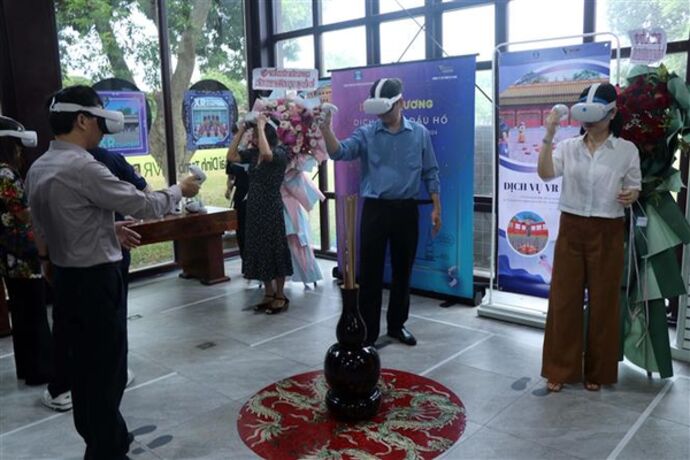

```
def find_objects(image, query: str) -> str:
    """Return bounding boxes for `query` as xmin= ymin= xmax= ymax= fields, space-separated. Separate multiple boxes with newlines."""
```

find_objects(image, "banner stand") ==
xmin=478 ymin=32 xmax=621 ymax=327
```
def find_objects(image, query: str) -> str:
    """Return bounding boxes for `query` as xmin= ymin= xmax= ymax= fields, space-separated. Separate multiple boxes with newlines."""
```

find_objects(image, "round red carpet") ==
xmin=237 ymin=369 xmax=466 ymax=459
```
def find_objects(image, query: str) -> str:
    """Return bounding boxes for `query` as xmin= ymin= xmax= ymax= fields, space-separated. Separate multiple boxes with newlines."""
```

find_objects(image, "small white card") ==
xmin=636 ymin=216 xmax=648 ymax=227
xmin=629 ymin=28 xmax=667 ymax=64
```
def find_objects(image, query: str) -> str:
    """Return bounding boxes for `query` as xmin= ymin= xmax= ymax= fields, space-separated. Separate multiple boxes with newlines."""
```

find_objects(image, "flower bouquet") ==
xmin=617 ymin=64 xmax=690 ymax=377
xmin=246 ymin=96 xmax=332 ymax=168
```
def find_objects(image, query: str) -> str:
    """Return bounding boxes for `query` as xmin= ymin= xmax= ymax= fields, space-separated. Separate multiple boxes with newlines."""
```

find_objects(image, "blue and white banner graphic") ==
xmin=497 ymin=42 xmax=611 ymax=298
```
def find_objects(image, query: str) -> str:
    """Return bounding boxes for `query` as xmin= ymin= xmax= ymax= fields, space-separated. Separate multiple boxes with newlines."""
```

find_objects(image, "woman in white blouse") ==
xmin=537 ymin=83 xmax=641 ymax=392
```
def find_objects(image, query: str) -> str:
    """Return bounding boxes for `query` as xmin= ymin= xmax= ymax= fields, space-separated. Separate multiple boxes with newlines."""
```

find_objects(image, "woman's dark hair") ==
xmin=579 ymin=82 xmax=622 ymax=137
xmin=0 ymin=116 xmax=24 ymax=170
xmin=46 ymin=85 xmax=104 ymax=135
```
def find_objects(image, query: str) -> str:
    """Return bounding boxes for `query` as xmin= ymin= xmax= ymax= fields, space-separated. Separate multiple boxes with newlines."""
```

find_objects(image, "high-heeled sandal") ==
xmin=584 ymin=382 xmax=601 ymax=391
xmin=547 ymin=381 xmax=563 ymax=392
xmin=253 ymin=294 xmax=275 ymax=311
xmin=266 ymin=296 xmax=289 ymax=315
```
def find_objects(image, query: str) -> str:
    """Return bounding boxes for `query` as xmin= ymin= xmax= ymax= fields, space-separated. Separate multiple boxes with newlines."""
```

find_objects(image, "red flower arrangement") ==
xmin=618 ymin=70 xmax=673 ymax=154
xmin=617 ymin=63 xmax=690 ymax=186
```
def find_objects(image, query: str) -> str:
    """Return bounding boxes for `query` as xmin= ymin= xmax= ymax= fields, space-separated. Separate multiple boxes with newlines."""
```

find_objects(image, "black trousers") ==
xmin=53 ymin=263 xmax=130 ymax=459
xmin=49 ymin=251 xmax=131 ymax=397
xmin=358 ymin=198 xmax=419 ymax=344
xmin=6 ymin=277 xmax=53 ymax=384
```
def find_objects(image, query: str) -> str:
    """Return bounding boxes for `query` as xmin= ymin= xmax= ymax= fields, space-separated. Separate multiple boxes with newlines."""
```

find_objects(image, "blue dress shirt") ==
xmin=331 ymin=117 xmax=440 ymax=200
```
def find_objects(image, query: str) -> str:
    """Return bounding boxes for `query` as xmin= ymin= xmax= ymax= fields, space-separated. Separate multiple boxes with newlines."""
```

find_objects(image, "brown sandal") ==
xmin=253 ymin=295 xmax=274 ymax=311
xmin=266 ymin=296 xmax=289 ymax=315
xmin=547 ymin=382 xmax=563 ymax=392
xmin=584 ymin=382 xmax=601 ymax=391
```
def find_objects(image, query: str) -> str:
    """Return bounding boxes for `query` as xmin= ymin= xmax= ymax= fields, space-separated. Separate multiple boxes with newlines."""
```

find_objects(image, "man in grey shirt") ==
xmin=26 ymin=85 xmax=199 ymax=460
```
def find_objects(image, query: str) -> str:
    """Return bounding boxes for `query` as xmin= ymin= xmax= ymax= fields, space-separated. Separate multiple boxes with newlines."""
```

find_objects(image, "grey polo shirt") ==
xmin=26 ymin=140 xmax=182 ymax=268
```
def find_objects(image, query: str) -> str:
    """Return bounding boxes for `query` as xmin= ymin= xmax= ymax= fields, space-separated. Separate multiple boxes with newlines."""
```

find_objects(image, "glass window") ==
xmin=320 ymin=0 xmax=365 ymax=25
xmin=326 ymin=161 xmax=335 ymax=193
xmin=508 ymin=0 xmax=585 ymax=51
xmin=322 ymin=27 xmax=367 ymax=76
xmin=596 ymin=0 xmax=690 ymax=48
xmin=379 ymin=0 xmax=425 ymax=14
xmin=328 ymin=199 xmax=337 ymax=252
xmin=380 ymin=16 xmax=426 ymax=63
xmin=167 ymin=0 xmax=248 ymax=233
xmin=611 ymin=55 xmax=687 ymax=88
xmin=274 ymin=0 xmax=313 ymax=33
xmin=473 ymin=211 xmax=492 ymax=272
xmin=276 ymin=35 xmax=316 ymax=69
xmin=56 ymin=1 xmax=174 ymax=271
xmin=443 ymin=5 xmax=495 ymax=62
xmin=474 ymin=70 xmax=493 ymax=197
xmin=309 ymin=201 xmax=322 ymax=249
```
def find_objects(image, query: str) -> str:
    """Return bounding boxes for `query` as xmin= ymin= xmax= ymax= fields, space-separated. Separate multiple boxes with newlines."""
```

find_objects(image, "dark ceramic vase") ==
xmin=324 ymin=287 xmax=381 ymax=421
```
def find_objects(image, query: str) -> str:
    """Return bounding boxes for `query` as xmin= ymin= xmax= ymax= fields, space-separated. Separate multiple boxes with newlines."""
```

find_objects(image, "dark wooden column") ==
xmin=0 ymin=0 xmax=62 ymax=168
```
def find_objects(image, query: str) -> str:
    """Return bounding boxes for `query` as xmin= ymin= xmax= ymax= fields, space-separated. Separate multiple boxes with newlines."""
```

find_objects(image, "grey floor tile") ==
xmin=573 ymin=363 xmax=670 ymax=413
xmin=251 ymin=323 xmax=337 ymax=367
xmin=617 ymin=415 xmax=690 ymax=460
xmin=3 ymin=257 xmax=689 ymax=460
xmin=372 ymin=318 xmax=491 ymax=375
xmin=441 ymin=426 xmax=580 ymax=460
xmin=173 ymin=345 xmax=312 ymax=401
xmin=453 ymin=334 xmax=543 ymax=380
xmin=140 ymin=401 xmax=256 ymax=460
xmin=0 ymin=412 xmax=83 ymax=459
xmin=121 ymin=373 xmax=231 ymax=435
xmin=0 ymin=336 xmax=14 ymax=357
xmin=427 ymin=361 xmax=539 ymax=425
xmin=486 ymin=390 xmax=642 ymax=459
xmin=651 ymin=377 xmax=690 ymax=427
xmin=0 ymin=361 xmax=58 ymax=434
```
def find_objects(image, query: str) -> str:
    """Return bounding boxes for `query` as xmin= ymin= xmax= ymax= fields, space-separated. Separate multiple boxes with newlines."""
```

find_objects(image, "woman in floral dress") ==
xmin=227 ymin=114 xmax=293 ymax=314
xmin=0 ymin=116 xmax=52 ymax=384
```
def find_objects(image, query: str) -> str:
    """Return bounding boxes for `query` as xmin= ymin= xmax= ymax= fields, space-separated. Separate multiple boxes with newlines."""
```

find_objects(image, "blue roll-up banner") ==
xmin=331 ymin=55 xmax=476 ymax=299
xmin=496 ymin=42 xmax=611 ymax=298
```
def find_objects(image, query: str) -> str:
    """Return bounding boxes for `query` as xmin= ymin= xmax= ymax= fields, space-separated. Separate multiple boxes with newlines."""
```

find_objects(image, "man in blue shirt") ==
xmin=321 ymin=78 xmax=441 ymax=346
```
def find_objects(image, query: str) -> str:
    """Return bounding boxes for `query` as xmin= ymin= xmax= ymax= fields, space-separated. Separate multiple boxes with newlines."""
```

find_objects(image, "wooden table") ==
xmin=129 ymin=206 xmax=236 ymax=285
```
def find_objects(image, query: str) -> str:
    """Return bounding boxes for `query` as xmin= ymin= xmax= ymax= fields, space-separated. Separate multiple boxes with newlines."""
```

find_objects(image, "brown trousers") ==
xmin=541 ymin=212 xmax=625 ymax=385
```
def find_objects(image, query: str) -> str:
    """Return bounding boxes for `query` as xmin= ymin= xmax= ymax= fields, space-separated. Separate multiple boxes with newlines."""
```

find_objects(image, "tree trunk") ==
xmin=93 ymin=18 xmax=135 ymax=83
xmin=93 ymin=0 xmax=213 ymax=182
xmin=147 ymin=0 xmax=213 ymax=181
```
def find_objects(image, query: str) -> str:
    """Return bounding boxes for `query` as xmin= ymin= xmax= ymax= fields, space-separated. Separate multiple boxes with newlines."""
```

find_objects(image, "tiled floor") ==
xmin=1 ymin=258 xmax=689 ymax=459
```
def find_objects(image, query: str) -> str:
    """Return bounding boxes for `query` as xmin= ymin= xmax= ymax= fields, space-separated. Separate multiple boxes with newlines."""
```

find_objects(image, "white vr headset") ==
xmin=0 ymin=126 xmax=37 ymax=147
xmin=49 ymin=101 xmax=125 ymax=134
xmin=240 ymin=111 xmax=278 ymax=130
xmin=363 ymin=78 xmax=402 ymax=115
xmin=569 ymin=83 xmax=616 ymax=123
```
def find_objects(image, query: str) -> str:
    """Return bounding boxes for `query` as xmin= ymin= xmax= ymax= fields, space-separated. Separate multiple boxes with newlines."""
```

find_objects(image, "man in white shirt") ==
xmin=26 ymin=85 xmax=199 ymax=459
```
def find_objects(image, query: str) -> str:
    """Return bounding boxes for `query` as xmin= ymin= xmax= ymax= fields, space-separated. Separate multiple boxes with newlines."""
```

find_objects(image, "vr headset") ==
xmin=363 ymin=78 xmax=402 ymax=115
xmin=569 ymin=83 xmax=616 ymax=123
xmin=0 ymin=116 xmax=38 ymax=147
xmin=49 ymin=101 xmax=125 ymax=134
xmin=240 ymin=111 xmax=278 ymax=130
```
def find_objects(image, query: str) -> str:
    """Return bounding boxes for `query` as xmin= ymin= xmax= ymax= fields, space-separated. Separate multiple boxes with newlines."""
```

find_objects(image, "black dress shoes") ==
xmin=387 ymin=327 xmax=417 ymax=346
